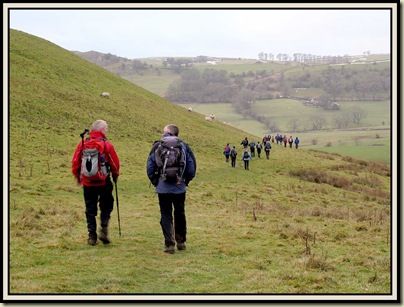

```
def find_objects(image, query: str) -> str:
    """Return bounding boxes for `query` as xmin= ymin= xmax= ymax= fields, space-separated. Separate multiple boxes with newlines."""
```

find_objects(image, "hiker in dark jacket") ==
xmin=294 ymin=137 xmax=300 ymax=149
xmin=288 ymin=136 xmax=293 ymax=148
xmin=71 ymin=119 xmax=120 ymax=246
xmin=256 ymin=141 xmax=262 ymax=158
xmin=249 ymin=140 xmax=256 ymax=157
xmin=230 ymin=146 xmax=237 ymax=168
xmin=241 ymin=137 xmax=249 ymax=149
xmin=241 ymin=148 xmax=252 ymax=170
xmin=146 ymin=124 xmax=196 ymax=254
xmin=264 ymin=140 xmax=272 ymax=159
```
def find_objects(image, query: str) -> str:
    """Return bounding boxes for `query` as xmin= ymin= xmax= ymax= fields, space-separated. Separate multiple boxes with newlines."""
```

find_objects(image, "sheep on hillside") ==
xmin=205 ymin=116 xmax=212 ymax=121
xmin=188 ymin=107 xmax=193 ymax=112
xmin=101 ymin=92 xmax=110 ymax=98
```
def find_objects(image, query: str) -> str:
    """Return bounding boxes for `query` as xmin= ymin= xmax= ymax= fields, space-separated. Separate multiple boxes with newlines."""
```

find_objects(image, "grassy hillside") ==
xmin=7 ymin=29 xmax=394 ymax=299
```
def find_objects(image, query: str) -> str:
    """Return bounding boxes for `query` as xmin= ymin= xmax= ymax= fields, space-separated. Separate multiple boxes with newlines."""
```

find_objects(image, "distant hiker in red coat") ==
xmin=223 ymin=143 xmax=231 ymax=162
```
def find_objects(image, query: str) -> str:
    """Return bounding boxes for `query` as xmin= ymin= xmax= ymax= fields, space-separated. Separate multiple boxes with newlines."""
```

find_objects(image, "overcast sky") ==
xmin=6 ymin=4 xmax=393 ymax=60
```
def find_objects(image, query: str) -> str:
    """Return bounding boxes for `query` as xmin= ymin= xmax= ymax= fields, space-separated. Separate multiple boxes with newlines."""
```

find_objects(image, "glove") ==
xmin=151 ymin=178 xmax=159 ymax=187
xmin=112 ymin=175 xmax=118 ymax=183
xmin=151 ymin=171 xmax=159 ymax=187
xmin=184 ymin=179 xmax=190 ymax=186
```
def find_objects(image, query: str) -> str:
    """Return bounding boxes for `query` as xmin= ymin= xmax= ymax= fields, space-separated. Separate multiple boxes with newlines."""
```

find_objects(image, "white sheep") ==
xmin=101 ymin=92 xmax=110 ymax=98
xmin=205 ymin=116 xmax=212 ymax=121
xmin=188 ymin=107 xmax=193 ymax=112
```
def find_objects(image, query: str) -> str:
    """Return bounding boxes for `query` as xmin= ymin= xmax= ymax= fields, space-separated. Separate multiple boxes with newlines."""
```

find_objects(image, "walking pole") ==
xmin=115 ymin=180 xmax=121 ymax=237
xmin=79 ymin=129 xmax=89 ymax=147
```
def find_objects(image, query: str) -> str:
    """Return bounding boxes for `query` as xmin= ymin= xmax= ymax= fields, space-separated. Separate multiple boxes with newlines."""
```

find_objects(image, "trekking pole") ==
xmin=79 ymin=129 xmax=89 ymax=147
xmin=115 ymin=180 xmax=121 ymax=237
xmin=77 ymin=129 xmax=89 ymax=182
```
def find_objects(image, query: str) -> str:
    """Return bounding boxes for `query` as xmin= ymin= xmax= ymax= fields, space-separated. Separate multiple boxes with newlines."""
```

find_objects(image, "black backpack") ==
xmin=243 ymin=151 xmax=249 ymax=159
xmin=155 ymin=136 xmax=185 ymax=183
xmin=230 ymin=148 xmax=237 ymax=157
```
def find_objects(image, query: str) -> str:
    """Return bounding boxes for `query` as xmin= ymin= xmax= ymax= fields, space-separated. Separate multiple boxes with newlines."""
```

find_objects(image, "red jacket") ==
xmin=71 ymin=130 xmax=120 ymax=186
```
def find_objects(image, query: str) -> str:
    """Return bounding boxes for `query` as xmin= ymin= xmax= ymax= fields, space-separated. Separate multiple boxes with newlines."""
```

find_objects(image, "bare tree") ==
xmin=231 ymin=88 xmax=256 ymax=112
xmin=333 ymin=111 xmax=351 ymax=128
xmin=288 ymin=118 xmax=300 ymax=132
xmin=253 ymin=83 xmax=268 ymax=100
xmin=352 ymin=107 xmax=367 ymax=125
xmin=263 ymin=117 xmax=279 ymax=132
xmin=309 ymin=115 xmax=327 ymax=130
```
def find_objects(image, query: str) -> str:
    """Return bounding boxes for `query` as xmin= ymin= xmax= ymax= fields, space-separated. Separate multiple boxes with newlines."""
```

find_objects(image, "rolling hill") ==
xmin=6 ymin=29 xmax=394 ymax=300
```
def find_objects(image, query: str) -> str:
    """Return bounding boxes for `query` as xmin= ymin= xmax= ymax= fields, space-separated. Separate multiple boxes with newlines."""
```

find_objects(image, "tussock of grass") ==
xmin=289 ymin=168 xmax=352 ymax=189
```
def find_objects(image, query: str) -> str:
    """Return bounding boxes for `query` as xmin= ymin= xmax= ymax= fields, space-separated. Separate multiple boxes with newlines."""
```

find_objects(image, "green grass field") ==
xmin=6 ymin=29 xmax=395 ymax=301
xmin=126 ymin=69 xmax=181 ymax=97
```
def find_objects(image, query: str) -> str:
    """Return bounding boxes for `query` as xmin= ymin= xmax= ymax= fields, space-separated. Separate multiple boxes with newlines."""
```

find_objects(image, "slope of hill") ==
xmin=6 ymin=29 xmax=394 ymax=299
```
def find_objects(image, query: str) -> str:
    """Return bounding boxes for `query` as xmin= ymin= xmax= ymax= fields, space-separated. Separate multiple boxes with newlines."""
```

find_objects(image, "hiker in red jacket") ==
xmin=223 ymin=143 xmax=231 ymax=162
xmin=72 ymin=119 xmax=120 ymax=246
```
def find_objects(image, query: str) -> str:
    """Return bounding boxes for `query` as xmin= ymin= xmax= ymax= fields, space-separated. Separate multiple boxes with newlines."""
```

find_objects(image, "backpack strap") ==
xmin=150 ymin=140 xmax=161 ymax=155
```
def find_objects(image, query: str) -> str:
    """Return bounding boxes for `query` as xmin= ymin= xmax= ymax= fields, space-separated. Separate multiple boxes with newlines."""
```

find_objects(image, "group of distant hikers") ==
xmin=223 ymin=134 xmax=300 ymax=170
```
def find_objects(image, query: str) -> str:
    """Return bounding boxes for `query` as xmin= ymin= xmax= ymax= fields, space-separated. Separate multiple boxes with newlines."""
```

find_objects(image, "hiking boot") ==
xmin=177 ymin=242 xmax=186 ymax=250
xmin=164 ymin=245 xmax=175 ymax=254
xmin=99 ymin=227 xmax=110 ymax=244
xmin=88 ymin=232 xmax=97 ymax=246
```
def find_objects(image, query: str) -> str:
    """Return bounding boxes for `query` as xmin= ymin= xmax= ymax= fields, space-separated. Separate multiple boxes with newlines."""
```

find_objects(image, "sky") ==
xmin=6 ymin=4 xmax=394 ymax=60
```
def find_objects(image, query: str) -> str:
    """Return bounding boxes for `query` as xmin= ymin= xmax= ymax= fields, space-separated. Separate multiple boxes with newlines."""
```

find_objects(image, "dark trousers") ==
xmin=265 ymin=149 xmax=270 ymax=159
xmin=158 ymin=193 xmax=187 ymax=247
xmin=231 ymin=157 xmax=236 ymax=167
xmin=244 ymin=160 xmax=249 ymax=170
xmin=83 ymin=179 xmax=114 ymax=234
xmin=257 ymin=149 xmax=261 ymax=158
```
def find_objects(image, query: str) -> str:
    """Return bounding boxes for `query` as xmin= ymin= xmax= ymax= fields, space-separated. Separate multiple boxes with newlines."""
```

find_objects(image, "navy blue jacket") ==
xmin=147 ymin=133 xmax=196 ymax=194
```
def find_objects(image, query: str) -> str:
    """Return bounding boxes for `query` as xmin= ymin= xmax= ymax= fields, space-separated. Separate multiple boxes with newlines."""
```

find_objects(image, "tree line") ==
xmin=165 ymin=64 xmax=390 ymax=104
